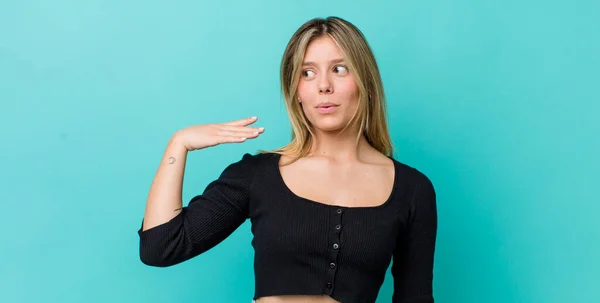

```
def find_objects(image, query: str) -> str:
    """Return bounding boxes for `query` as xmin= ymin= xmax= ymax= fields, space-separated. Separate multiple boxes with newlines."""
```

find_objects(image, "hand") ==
xmin=174 ymin=116 xmax=264 ymax=151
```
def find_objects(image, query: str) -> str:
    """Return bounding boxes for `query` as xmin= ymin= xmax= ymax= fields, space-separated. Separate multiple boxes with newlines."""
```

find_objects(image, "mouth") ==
xmin=316 ymin=103 xmax=340 ymax=114
xmin=315 ymin=102 xmax=340 ymax=109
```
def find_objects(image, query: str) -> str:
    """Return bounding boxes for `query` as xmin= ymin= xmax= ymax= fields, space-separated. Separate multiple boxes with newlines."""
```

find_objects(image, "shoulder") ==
xmin=227 ymin=151 xmax=277 ymax=171
xmin=389 ymin=157 xmax=435 ymax=194
xmin=239 ymin=151 xmax=277 ymax=163
xmin=213 ymin=152 xmax=277 ymax=187
xmin=389 ymin=159 xmax=437 ymax=221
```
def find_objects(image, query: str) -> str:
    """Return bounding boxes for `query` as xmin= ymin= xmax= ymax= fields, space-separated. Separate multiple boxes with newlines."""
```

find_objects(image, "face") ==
xmin=297 ymin=35 xmax=359 ymax=133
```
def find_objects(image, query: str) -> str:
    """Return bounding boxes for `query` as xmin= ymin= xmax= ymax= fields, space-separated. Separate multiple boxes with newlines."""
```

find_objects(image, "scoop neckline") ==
xmin=271 ymin=152 xmax=398 ymax=210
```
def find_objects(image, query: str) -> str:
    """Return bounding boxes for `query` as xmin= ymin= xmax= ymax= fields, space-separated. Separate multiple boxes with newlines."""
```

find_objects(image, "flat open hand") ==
xmin=175 ymin=116 xmax=264 ymax=151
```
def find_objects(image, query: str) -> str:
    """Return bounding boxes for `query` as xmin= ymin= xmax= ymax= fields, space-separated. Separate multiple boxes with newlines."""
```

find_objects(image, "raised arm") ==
xmin=137 ymin=117 xmax=264 ymax=267
xmin=392 ymin=173 xmax=438 ymax=303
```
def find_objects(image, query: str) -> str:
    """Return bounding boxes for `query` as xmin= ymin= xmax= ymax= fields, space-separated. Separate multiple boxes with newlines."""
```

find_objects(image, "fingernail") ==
xmin=250 ymin=116 xmax=257 ymax=119
xmin=258 ymin=127 xmax=264 ymax=131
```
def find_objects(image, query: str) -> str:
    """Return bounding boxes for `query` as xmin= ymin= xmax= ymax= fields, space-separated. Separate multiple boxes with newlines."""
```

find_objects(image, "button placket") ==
xmin=324 ymin=207 xmax=344 ymax=295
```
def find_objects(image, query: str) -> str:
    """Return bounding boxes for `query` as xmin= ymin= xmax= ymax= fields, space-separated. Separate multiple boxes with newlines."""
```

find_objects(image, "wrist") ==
xmin=170 ymin=131 xmax=190 ymax=152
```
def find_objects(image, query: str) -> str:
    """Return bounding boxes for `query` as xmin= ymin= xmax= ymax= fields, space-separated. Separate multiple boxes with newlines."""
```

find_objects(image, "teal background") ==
xmin=1 ymin=0 xmax=598 ymax=302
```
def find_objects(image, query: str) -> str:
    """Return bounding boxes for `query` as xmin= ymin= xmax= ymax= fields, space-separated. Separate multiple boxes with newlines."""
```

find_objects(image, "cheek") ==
xmin=337 ymin=79 xmax=359 ymax=101
xmin=296 ymin=81 xmax=312 ymax=101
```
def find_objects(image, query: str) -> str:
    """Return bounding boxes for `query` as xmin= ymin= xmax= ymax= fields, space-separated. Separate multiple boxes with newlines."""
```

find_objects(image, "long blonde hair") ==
xmin=260 ymin=16 xmax=394 ymax=164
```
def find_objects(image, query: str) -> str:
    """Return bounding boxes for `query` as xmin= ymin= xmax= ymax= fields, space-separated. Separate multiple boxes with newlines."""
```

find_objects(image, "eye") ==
xmin=302 ymin=70 xmax=316 ymax=78
xmin=333 ymin=65 xmax=349 ymax=75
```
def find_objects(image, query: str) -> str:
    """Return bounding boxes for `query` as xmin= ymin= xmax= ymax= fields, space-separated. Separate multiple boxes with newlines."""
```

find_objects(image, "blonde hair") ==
xmin=261 ymin=16 xmax=394 ymax=164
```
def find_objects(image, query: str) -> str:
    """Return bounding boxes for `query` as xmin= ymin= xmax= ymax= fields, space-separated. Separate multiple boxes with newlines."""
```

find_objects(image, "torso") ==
xmin=256 ymin=150 xmax=395 ymax=303
xmin=278 ymin=152 xmax=395 ymax=208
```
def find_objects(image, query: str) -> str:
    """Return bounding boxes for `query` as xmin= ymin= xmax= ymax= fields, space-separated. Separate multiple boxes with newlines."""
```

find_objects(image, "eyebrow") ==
xmin=302 ymin=58 xmax=345 ymax=66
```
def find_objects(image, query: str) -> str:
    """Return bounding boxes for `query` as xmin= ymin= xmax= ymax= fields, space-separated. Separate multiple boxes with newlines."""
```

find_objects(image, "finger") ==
xmin=223 ymin=116 xmax=258 ymax=126
xmin=219 ymin=124 xmax=264 ymax=133
xmin=217 ymin=136 xmax=248 ymax=144
xmin=217 ymin=129 xmax=261 ymax=138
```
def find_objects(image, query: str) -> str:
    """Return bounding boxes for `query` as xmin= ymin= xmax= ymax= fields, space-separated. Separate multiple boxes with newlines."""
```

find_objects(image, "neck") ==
xmin=309 ymin=125 xmax=371 ymax=162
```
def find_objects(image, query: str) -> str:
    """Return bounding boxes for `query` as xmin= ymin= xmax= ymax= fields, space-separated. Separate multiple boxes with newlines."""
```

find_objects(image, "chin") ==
xmin=312 ymin=119 xmax=349 ymax=133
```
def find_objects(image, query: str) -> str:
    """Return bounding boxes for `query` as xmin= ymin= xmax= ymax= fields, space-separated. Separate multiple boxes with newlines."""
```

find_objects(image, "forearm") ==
xmin=141 ymin=133 xmax=188 ymax=231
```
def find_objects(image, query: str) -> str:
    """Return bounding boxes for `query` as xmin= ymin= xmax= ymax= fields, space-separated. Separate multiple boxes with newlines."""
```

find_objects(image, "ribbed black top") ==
xmin=138 ymin=152 xmax=437 ymax=303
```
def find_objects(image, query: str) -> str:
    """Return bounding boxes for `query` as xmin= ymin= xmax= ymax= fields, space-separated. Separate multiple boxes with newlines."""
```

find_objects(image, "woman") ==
xmin=138 ymin=16 xmax=437 ymax=303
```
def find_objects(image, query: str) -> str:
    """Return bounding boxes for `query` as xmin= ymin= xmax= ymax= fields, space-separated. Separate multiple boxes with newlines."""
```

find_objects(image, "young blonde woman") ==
xmin=138 ymin=16 xmax=437 ymax=303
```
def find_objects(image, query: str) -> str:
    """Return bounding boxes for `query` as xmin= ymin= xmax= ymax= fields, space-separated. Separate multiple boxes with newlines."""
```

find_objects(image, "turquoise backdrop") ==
xmin=1 ymin=0 xmax=598 ymax=302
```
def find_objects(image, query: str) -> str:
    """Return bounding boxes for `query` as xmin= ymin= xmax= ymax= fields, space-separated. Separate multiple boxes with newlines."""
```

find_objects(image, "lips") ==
xmin=315 ymin=102 xmax=339 ymax=114
xmin=316 ymin=102 xmax=339 ymax=109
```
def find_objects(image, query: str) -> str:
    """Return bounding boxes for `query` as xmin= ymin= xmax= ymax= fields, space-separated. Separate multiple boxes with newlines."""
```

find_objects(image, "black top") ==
xmin=138 ymin=152 xmax=437 ymax=303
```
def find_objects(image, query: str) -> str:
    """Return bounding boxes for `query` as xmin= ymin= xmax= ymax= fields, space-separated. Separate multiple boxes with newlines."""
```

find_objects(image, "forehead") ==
xmin=303 ymin=35 xmax=344 ymax=61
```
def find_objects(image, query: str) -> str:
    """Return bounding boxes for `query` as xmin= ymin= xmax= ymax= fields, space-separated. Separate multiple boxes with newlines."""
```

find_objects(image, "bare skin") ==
xmin=256 ymin=138 xmax=394 ymax=303
xmin=254 ymin=35 xmax=395 ymax=303
xmin=256 ymin=147 xmax=395 ymax=303
xmin=141 ymin=33 xmax=394 ymax=303
xmin=253 ymin=146 xmax=394 ymax=303
xmin=141 ymin=116 xmax=264 ymax=232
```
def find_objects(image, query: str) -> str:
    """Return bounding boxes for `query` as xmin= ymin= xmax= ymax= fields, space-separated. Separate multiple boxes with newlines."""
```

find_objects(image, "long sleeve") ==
xmin=391 ymin=172 xmax=438 ymax=303
xmin=138 ymin=153 xmax=256 ymax=267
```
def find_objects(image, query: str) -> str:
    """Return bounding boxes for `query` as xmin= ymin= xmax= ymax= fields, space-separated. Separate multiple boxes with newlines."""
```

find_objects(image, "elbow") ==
xmin=138 ymin=239 xmax=191 ymax=267
xmin=137 ymin=214 xmax=189 ymax=267
xmin=139 ymin=254 xmax=164 ymax=267
xmin=139 ymin=249 xmax=176 ymax=267
xmin=138 ymin=233 xmax=191 ymax=267
xmin=139 ymin=257 xmax=177 ymax=268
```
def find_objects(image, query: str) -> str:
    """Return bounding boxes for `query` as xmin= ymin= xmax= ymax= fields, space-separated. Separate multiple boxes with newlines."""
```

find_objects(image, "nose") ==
xmin=318 ymin=75 xmax=333 ymax=94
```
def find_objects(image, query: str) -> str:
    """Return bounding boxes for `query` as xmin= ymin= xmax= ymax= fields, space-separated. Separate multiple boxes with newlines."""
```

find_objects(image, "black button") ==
xmin=333 ymin=243 xmax=339 ymax=250
xmin=336 ymin=209 xmax=342 ymax=214
xmin=335 ymin=224 xmax=341 ymax=230
xmin=326 ymin=282 xmax=332 ymax=289
xmin=329 ymin=262 xmax=336 ymax=269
